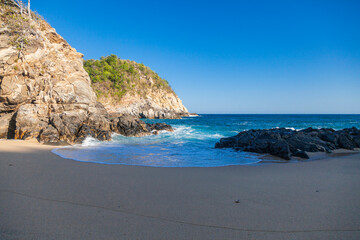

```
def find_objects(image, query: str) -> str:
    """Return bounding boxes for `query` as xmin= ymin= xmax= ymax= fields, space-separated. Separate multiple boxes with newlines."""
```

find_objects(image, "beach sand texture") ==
xmin=1 ymin=140 xmax=360 ymax=240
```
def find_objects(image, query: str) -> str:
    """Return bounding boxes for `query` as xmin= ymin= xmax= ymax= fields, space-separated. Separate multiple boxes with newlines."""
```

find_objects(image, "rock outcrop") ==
xmin=215 ymin=127 xmax=360 ymax=160
xmin=147 ymin=122 xmax=174 ymax=133
xmin=110 ymin=115 xmax=151 ymax=137
xmin=110 ymin=115 xmax=174 ymax=137
xmin=0 ymin=3 xmax=174 ymax=144
xmin=115 ymin=96 xmax=189 ymax=119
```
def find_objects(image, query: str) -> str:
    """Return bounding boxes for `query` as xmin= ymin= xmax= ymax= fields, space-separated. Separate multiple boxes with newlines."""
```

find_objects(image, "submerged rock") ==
xmin=215 ymin=127 xmax=360 ymax=160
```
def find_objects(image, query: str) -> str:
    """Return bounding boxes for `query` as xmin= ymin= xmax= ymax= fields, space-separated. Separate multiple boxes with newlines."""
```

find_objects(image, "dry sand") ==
xmin=0 ymin=140 xmax=360 ymax=240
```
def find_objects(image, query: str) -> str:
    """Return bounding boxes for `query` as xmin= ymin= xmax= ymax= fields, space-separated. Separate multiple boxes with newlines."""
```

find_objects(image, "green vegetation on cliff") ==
xmin=84 ymin=55 xmax=174 ymax=100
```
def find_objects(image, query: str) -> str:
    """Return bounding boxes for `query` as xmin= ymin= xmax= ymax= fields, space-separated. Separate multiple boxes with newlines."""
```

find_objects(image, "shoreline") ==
xmin=1 ymin=140 xmax=360 ymax=239
xmin=2 ymin=139 xmax=360 ymax=167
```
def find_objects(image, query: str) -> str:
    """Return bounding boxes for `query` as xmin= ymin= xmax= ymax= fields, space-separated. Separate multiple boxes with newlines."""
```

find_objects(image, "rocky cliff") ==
xmin=84 ymin=55 xmax=189 ymax=119
xmin=0 ymin=2 xmax=109 ymax=142
xmin=0 ymin=3 xmax=173 ymax=143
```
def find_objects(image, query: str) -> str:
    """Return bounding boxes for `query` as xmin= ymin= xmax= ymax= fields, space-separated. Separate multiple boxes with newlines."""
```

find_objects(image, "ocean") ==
xmin=53 ymin=114 xmax=360 ymax=167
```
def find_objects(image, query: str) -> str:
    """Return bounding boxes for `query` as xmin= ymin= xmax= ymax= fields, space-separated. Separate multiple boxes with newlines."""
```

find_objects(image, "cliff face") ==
xmin=97 ymin=84 xmax=189 ymax=119
xmin=101 ymin=85 xmax=189 ymax=119
xmin=85 ymin=55 xmax=189 ymax=119
xmin=0 ymin=3 xmax=107 ymax=142
xmin=0 ymin=3 xmax=181 ymax=143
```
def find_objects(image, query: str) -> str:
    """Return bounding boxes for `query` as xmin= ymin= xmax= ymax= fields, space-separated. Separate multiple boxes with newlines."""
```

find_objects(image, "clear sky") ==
xmin=31 ymin=0 xmax=360 ymax=114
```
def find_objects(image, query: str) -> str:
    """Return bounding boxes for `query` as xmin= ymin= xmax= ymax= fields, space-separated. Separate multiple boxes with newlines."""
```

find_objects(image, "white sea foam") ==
xmin=108 ymin=125 xmax=225 ymax=143
xmin=81 ymin=136 xmax=102 ymax=147
xmin=171 ymin=125 xmax=224 ymax=140
xmin=275 ymin=126 xmax=302 ymax=131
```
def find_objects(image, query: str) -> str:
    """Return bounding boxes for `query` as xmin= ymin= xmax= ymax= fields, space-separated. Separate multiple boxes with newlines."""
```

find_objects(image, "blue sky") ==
xmin=32 ymin=0 xmax=360 ymax=114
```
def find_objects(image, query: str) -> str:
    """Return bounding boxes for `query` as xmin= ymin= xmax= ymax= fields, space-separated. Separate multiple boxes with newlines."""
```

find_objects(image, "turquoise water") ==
xmin=53 ymin=114 xmax=360 ymax=167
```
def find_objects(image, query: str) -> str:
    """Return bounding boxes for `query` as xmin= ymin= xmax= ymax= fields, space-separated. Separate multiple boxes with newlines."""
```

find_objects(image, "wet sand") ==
xmin=1 ymin=140 xmax=360 ymax=239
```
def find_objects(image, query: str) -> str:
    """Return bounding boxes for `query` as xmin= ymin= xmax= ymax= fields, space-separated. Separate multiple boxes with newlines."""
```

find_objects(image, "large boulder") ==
xmin=14 ymin=104 xmax=49 ymax=140
xmin=75 ymin=124 xmax=112 ymax=143
xmin=50 ymin=111 xmax=88 ymax=142
xmin=110 ymin=115 xmax=151 ymax=137
xmin=109 ymin=115 xmax=174 ymax=137
xmin=39 ymin=125 xmax=60 ymax=143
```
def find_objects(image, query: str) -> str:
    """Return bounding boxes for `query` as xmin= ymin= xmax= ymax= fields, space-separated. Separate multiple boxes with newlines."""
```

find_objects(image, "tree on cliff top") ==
xmin=2 ymin=0 xmax=31 ymax=18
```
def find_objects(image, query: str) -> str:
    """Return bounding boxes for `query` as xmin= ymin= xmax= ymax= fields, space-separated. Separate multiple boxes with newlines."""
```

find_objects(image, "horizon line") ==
xmin=193 ymin=113 xmax=360 ymax=115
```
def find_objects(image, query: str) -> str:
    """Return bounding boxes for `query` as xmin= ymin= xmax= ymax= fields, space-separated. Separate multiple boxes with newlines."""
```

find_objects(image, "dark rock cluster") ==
xmin=110 ymin=115 xmax=150 ymax=137
xmin=0 ymin=102 xmax=174 ymax=144
xmin=147 ymin=122 xmax=174 ymax=134
xmin=215 ymin=127 xmax=360 ymax=160
xmin=0 ymin=103 xmax=175 ymax=145
xmin=110 ymin=116 xmax=174 ymax=137
xmin=37 ymin=113 xmax=174 ymax=144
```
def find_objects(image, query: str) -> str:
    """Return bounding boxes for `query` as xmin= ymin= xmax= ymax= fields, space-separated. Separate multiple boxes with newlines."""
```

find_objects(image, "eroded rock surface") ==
xmin=100 ymin=90 xmax=190 ymax=119
xmin=215 ymin=127 xmax=360 ymax=160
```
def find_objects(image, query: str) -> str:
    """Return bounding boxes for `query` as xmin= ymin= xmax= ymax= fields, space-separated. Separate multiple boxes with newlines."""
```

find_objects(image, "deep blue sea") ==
xmin=53 ymin=114 xmax=360 ymax=167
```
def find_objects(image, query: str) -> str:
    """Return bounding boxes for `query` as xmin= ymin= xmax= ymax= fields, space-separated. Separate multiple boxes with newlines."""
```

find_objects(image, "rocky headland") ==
xmin=84 ymin=55 xmax=189 ymax=119
xmin=215 ymin=127 xmax=360 ymax=160
xmin=0 ymin=2 xmax=174 ymax=144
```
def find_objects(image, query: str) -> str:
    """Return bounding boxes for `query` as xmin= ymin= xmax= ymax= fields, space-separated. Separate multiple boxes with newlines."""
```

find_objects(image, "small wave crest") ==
xmin=81 ymin=136 xmax=103 ymax=147
xmin=275 ymin=126 xmax=298 ymax=131
xmin=171 ymin=125 xmax=224 ymax=140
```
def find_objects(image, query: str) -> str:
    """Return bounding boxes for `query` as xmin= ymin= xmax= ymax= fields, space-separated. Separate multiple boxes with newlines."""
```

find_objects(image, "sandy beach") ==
xmin=0 ymin=140 xmax=360 ymax=240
